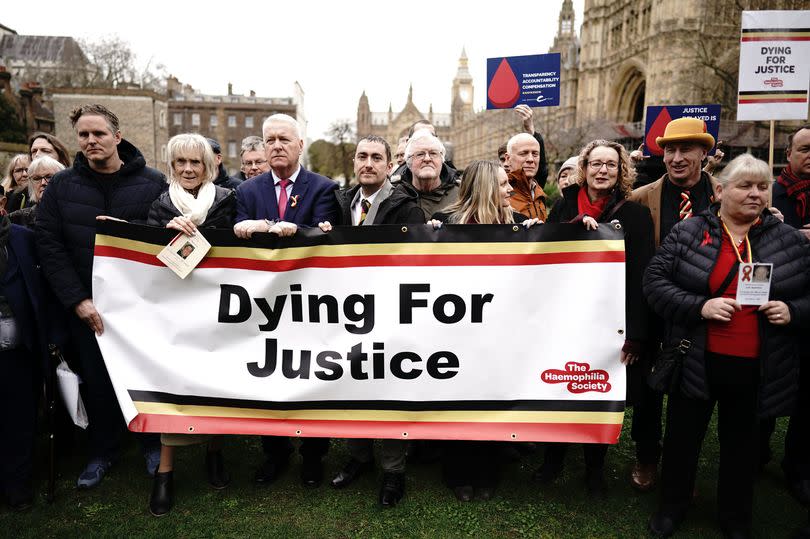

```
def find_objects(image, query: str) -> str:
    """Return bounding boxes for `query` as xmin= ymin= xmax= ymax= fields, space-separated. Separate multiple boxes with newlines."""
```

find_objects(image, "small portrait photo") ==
xmin=752 ymin=263 xmax=771 ymax=283
xmin=177 ymin=242 xmax=196 ymax=260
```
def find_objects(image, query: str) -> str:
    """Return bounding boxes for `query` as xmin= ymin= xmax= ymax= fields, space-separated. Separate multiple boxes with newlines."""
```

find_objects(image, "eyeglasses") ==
xmin=30 ymin=174 xmax=54 ymax=183
xmin=587 ymin=161 xmax=619 ymax=171
xmin=409 ymin=150 xmax=441 ymax=162
xmin=242 ymin=159 xmax=267 ymax=167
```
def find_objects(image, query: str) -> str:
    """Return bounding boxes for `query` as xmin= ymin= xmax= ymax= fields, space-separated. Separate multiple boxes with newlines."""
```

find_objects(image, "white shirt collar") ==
xmin=271 ymin=165 xmax=301 ymax=184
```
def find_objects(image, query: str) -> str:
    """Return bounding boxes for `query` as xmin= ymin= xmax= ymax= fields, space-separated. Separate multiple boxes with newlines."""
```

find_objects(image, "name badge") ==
xmin=157 ymin=231 xmax=212 ymax=279
xmin=735 ymin=262 xmax=772 ymax=306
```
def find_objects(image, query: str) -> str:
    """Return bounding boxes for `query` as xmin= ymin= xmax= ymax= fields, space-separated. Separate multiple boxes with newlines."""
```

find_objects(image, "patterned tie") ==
xmin=278 ymin=178 xmax=290 ymax=219
xmin=359 ymin=199 xmax=371 ymax=225
xmin=679 ymin=190 xmax=693 ymax=220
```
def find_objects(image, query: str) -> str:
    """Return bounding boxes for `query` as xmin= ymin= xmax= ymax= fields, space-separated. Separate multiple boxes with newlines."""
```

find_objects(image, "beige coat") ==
xmin=630 ymin=172 xmax=718 ymax=246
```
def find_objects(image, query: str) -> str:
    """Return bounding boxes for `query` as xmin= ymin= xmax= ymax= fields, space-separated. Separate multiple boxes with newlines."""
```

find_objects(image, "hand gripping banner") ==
xmin=92 ymin=221 xmax=627 ymax=444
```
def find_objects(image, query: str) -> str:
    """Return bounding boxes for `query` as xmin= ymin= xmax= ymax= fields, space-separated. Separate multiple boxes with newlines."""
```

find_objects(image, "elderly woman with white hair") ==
xmin=644 ymin=153 xmax=810 ymax=538
xmin=147 ymin=133 xmax=236 ymax=235
xmin=8 ymin=156 xmax=64 ymax=228
xmin=145 ymin=133 xmax=235 ymax=517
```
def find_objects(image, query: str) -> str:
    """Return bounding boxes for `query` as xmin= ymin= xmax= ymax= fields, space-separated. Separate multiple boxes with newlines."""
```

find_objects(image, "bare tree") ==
xmin=78 ymin=36 xmax=166 ymax=91
xmin=327 ymin=119 xmax=356 ymax=184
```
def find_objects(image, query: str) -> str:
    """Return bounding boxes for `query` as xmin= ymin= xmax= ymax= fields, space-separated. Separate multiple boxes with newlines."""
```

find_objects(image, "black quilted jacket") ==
xmin=35 ymin=140 xmax=166 ymax=309
xmin=643 ymin=205 xmax=810 ymax=417
xmin=147 ymin=185 xmax=236 ymax=229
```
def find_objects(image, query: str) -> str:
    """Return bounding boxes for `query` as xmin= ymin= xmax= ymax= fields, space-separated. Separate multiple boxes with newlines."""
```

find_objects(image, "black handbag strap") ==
xmin=604 ymin=198 xmax=628 ymax=222
xmin=714 ymin=262 xmax=739 ymax=298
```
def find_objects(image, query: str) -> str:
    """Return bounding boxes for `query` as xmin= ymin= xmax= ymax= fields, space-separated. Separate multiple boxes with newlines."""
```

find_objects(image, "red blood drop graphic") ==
xmin=488 ymin=58 xmax=520 ymax=109
xmin=645 ymin=108 xmax=673 ymax=156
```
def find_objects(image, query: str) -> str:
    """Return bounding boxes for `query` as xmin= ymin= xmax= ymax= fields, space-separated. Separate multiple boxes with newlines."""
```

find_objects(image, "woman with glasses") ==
xmin=536 ymin=139 xmax=655 ymax=496
xmin=3 ymin=155 xmax=30 ymax=213
xmin=8 ymin=156 xmax=64 ymax=229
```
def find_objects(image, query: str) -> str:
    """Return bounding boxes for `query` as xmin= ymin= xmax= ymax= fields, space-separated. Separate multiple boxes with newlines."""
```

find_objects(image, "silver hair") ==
xmin=27 ymin=155 xmax=65 ymax=202
xmin=240 ymin=135 xmax=264 ymax=156
xmin=167 ymin=133 xmax=218 ymax=185
xmin=717 ymin=153 xmax=773 ymax=187
xmin=262 ymin=113 xmax=301 ymax=140
xmin=506 ymin=132 xmax=538 ymax=154
xmin=404 ymin=130 xmax=445 ymax=167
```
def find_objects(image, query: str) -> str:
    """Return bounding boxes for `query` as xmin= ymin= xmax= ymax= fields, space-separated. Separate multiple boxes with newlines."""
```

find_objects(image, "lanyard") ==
xmin=720 ymin=219 xmax=753 ymax=264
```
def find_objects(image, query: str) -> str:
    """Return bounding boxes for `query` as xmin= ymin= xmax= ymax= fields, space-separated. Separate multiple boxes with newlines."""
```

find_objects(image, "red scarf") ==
xmin=577 ymin=186 xmax=610 ymax=220
xmin=777 ymin=165 xmax=810 ymax=221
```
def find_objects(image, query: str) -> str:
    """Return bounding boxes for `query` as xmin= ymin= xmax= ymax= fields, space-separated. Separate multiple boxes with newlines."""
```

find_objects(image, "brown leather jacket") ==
xmin=508 ymin=168 xmax=547 ymax=220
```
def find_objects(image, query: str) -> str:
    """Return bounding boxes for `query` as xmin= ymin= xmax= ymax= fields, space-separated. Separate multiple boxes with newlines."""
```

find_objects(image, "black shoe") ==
xmin=585 ymin=468 xmax=607 ymax=498
xmin=148 ymin=471 xmax=174 ymax=517
xmin=453 ymin=485 xmax=474 ymax=502
xmin=648 ymin=509 xmax=685 ymax=538
xmin=532 ymin=462 xmax=563 ymax=484
xmin=206 ymin=451 xmax=230 ymax=490
xmin=331 ymin=458 xmax=373 ymax=489
xmin=787 ymin=478 xmax=810 ymax=507
xmin=301 ymin=457 xmax=323 ymax=488
xmin=378 ymin=472 xmax=405 ymax=507
xmin=254 ymin=458 xmax=288 ymax=485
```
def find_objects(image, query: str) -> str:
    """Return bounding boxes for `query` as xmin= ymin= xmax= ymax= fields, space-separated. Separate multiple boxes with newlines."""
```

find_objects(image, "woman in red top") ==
xmin=643 ymin=153 xmax=810 ymax=538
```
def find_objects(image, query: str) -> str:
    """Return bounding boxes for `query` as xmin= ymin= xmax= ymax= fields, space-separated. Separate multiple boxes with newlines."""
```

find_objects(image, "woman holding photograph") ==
xmin=146 ymin=133 xmax=236 ymax=517
xmin=643 ymin=153 xmax=810 ymax=537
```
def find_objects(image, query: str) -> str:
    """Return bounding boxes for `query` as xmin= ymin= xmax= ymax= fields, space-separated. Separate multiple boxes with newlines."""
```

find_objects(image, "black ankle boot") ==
xmin=206 ymin=451 xmax=230 ymax=489
xmin=149 ymin=471 xmax=173 ymax=517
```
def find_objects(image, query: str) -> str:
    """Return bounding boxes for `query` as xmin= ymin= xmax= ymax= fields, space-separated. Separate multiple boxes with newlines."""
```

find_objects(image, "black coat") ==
xmin=548 ymin=184 xmax=655 ymax=343
xmin=643 ymin=206 xmax=810 ymax=417
xmin=213 ymin=164 xmax=243 ymax=191
xmin=147 ymin=185 xmax=236 ymax=229
xmin=35 ymin=139 xmax=166 ymax=309
xmin=335 ymin=181 xmax=425 ymax=225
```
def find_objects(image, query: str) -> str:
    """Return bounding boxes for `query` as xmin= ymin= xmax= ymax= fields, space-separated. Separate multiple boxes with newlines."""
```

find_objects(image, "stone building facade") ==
xmin=50 ymin=87 xmax=169 ymax=174
xmin=358 ymin=0 xmax=808 ymax=177
xmin=167 ymin=77 xmax=304 ymax=174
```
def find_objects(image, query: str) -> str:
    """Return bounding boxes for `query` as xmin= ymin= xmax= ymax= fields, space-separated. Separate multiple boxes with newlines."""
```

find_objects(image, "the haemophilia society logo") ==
xmin=541 ymin=362 xmax=611 ymax=394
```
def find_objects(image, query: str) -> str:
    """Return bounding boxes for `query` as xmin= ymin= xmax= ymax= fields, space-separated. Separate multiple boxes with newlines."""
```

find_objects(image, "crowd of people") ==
xmin=0 ymin=101 xmax=808 ymax=539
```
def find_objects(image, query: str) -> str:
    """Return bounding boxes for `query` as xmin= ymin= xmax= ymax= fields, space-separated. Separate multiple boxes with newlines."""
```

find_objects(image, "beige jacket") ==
xmin=630 ymin=172 xmax=718 ymax=246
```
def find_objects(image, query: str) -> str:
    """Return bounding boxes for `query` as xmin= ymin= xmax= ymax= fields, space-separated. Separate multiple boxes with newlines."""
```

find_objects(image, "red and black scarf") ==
xmin=777 ymin=165 xmax=810 ymax=222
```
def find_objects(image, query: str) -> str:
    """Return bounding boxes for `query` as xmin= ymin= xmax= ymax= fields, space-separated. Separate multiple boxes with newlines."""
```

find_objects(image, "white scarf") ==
xmin=169 ymin=181 xmax=216 ymax=225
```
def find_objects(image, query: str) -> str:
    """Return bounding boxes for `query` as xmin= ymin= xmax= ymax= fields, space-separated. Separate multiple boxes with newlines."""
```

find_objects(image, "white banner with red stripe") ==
xmin=92 ymin=221 xmax=627 ymax=443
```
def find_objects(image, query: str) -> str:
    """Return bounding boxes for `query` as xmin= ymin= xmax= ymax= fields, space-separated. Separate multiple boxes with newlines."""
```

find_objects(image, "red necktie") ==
xmin=278 ymin=178 xmax=290 ymax=219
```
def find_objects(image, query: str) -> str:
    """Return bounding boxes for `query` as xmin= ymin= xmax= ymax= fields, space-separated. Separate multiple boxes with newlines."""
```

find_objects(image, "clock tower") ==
xmin=451 ymin=47 xmax=474 ymax=124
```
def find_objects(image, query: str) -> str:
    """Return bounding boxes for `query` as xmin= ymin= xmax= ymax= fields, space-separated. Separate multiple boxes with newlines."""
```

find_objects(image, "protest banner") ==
xmin=644 ymin=104 xmax=721 ymax=157
xmin=92 ymin=221 xmax=627 ymax=444
xmin=737 ymin=10 xmax=810 ymax=121
xmin=737 ymin=10 xmax=810 ymax=172
xmin=487 ymin=53 xmax=561 ymax=109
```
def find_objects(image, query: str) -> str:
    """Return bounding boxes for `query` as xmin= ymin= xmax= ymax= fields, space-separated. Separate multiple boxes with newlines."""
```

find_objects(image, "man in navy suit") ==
xmin=233 ymin=114 xmax=338 ymax=487
xmin=233 ymin=113 xmax=339 ymax=237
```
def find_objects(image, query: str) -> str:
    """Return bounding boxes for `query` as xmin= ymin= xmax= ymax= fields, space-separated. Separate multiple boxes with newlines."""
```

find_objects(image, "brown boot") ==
xmin=630 ymin=461 xmax=657 ymax=492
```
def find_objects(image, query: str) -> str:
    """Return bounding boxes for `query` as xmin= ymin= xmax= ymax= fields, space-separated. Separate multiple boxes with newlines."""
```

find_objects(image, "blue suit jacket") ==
xmin=235 ymin=167 xmax=340 ymax=226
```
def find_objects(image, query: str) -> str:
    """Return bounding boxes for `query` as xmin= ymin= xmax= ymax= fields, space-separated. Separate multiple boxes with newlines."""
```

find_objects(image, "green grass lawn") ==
xmin=1 ymin=410 xmax=805 ymax=538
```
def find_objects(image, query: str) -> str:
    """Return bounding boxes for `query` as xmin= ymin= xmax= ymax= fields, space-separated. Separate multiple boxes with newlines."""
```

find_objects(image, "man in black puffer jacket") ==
xmin=36 ymin=104 xmax=166 ymax=490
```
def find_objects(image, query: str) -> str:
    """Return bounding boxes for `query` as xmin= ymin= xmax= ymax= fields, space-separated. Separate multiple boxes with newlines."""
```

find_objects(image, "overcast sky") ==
xmin=4 ymin=1 xmax=584 ymax=140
